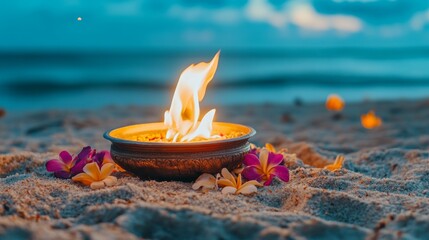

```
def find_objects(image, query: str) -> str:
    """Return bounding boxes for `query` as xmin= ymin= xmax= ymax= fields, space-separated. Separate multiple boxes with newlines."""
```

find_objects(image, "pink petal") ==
xmin=272 ymin=165 xmax=290 ymax=182
xmin=243 ymin=154 xmax=260 ymax=167
xmin=46 ymin=159 xmax=66 ymax=172
xmin=267 ymin=152 xmax=283 ymax=167
xmin=242 ymin=166 xmax=263 ymax=181
xmin=264 ymin=175 xmax=274 ymax=186
xmin=77 ymin=146 xmax=92 ymax=160
xmin=249 ymin=148 xmax=259 ymax=156
xmin=59 ymin=151 xmax=72 ymax=165
xmin=70 ymin=158 xmax=87 ymax=176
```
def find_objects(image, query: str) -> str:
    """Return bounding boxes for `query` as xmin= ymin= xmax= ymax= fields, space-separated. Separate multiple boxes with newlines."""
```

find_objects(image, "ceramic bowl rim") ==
xmin=104 ymin=122 xmax=256 ymax=147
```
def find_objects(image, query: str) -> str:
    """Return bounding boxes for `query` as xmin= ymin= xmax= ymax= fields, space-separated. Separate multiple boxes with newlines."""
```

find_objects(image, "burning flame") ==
xmin=164 ymin=51 xmax=220 ymax=142
xmin=361 ymin=110 xmax=382 ymax=129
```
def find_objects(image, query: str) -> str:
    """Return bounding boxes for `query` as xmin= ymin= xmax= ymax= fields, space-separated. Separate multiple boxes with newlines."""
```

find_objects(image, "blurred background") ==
xmin=1 ymin=0 xmax=428 ymax=112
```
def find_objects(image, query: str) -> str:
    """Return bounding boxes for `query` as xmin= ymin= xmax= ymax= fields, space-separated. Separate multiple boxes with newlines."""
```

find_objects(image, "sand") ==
xmin=1 ymin=99 xmax=429 ymax=239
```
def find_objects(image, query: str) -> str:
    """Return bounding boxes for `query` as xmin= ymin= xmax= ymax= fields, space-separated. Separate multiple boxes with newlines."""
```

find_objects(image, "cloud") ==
xmin=410 ymin=9 xmax=429 ymax=30
xmin=289 ymin=2 xmax=362 ymax=32
xmin=245 ymin=0 xmax=362 ymax=33
xmin=168 ymin=5 xmax=241 ymax=24
xmin=245 ymin=0 xmax=288 ymax=28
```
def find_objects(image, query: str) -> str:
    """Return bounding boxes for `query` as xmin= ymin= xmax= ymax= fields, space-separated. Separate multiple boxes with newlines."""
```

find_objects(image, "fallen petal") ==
xmin=77 ymin=146 xmax=92 ymax=160
xmin=103 ymin=176 xmax=117 ymax=186
xmin=243 ymin=154 xmax=260 ymax=166
xmin=83 ymin=162 xmax=101 ymax=180
xmin=237 ymin=184 xmax=257 ymax=195
xmin=59 ymin=151 xmax=73 ymax=165
xmin=271 ymin=165 xmax=290 ymax=182
xmin=192 ymin=173 xmax=216 ymax=190
xmin=241 ymin=166 xmax=263 ymax=181
xmin=267 ymin=152 xmax=284 ymax=167
xmin=217 ymin=178 xmax=235 ymax=188
xmin=265 ymin=143 xmax=276 ymax=153
xmin=100 ymin=163 xmax=115 ymax=180
xmin=221 ymin=168 xmax=236 ymax=185
xmin=221 ymin=186 xmax=237 ymax=195
xmin=70 ymin=157 xmax=87 ymax=176
xmin=259 ymin=149 xmax=269 ymax=172
xmin=263 ymin=174 xmax=274 ymax=186
xmin=72 ymin=173 xmax=94 ymax=186
xmin=46 ymin=159 xmax=66 ymax=173
xmin=90 ymin=181 xmax=106 ymax=190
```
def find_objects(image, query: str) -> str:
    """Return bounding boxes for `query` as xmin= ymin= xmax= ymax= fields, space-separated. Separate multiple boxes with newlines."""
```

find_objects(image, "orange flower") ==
xmin=324 ymin=155 xmax=345 ymax=171
xmin=361 ymin=110 xmax=382 ymax=129
xmin=325 ymin=94 xmax=345 ymax=112
xmin=72 ymin=162 xmax=117 ymax=189
xmin=217 ymin=168 xmax=262 ymax=195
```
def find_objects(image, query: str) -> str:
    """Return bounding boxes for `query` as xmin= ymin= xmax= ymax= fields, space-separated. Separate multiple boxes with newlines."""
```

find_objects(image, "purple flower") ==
xmin=242 ymin=148 xmax=289 ymax=186
xmin=45 ymin=146 xmax=92 ymax=179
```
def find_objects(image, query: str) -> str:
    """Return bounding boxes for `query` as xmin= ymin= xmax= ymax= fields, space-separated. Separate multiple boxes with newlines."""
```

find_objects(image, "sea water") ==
xmin=1 ymin=48 xmax=429 ymax=111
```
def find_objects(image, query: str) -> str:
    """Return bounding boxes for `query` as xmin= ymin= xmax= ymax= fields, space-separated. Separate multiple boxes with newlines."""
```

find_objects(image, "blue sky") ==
xmin=1 ymin=0 xmax=428 ymax=50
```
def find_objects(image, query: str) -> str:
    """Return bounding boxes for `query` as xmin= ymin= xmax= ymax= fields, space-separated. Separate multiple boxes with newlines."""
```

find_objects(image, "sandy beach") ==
xmin=1 ymin=99 xmax=429 ymax=239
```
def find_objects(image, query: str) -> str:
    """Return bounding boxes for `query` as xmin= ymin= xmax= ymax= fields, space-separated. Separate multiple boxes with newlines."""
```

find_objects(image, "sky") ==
xmin=0 ymin=0 xmax=428 ymax=50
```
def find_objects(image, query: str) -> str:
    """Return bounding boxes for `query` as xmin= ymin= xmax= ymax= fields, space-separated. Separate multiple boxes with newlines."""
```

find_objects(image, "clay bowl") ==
xmin=104 ymin=122 xmax=256 ymax=181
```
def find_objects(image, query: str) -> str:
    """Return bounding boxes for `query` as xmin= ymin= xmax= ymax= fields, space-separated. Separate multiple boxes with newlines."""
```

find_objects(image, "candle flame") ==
xmin=164 ymin=51 xmax=220 ymax=142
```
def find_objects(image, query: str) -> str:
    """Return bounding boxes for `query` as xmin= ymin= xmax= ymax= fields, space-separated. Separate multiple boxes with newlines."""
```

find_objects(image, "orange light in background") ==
xmin=361 ymin=110 xmax=382 ymax=129
xmin=325 ymin=94 xmax=345 ymax=111
xmin=77 ymin=17 xmax=82 ymax=21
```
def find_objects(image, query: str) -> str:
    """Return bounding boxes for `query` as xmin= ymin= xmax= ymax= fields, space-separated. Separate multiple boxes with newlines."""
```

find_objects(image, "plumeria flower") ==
xmin=242 ymin=148 xmax=290 ymax=186
xmin=217 ymin=168 xmax=261 ymax=195
xmin=45 ymin=146 xmax=91 ymax=179
xmin=72 ymin=162 xmax=117 ymax=189
xmin=324 ymin=155 xmax=345 ymax=172
xmin=97 ymin=150 xmax=126 ymax=172
xmin=192 ymin=173 xmax=219 ymax=192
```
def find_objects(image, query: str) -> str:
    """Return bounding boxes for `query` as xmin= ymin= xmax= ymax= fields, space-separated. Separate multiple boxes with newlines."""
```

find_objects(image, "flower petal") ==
xmin=59 ymin=151 xmax=73 ymax=165
xmin=72 ymin=173 xmax=94 ymax=186
xmin=192 ymin=173 xmax=216 ymax=190
xmin=242 ymin=166 xmax=263 ymax=181
xmin=101 ymin=151 xmax=114 ymax=165
xmin=237 ymin=174 xmax=242 ymax=187
xmin=54 ymin=171 xmax=71 ymax=179
xmin=46 ymin=159 xmax=66 ymax=172
xmin=263 ymin=174 xmax=274 ymax=186
xmin=83 ymin=162 xmax=101 ymax=180
xmin=259 ymin=149 xmax=269 ymax=172
xmin=70 ymin=158 xmax=86 ymax=176
xmin=103 ymin=176 xmax=117 ymax=187
xmin=93 ymin=152 xmax=105 ymax=167
xmin=77 ymin=146 xmax=92 ymax=161
xmin=271 ymin=165 xmax=290 ymax=182
xmin=221 ymin=168 xmax=236 ymax=185
xmin=265 ymin=143 xmax=276 ymax=153
xmin=90 ymin=181 xmax=105 ymax=189
xmin=217 ymin=179 xmax=235 ymax=188
xmin=243 ymin=154 xmax=260 ymax=167
xmin=267 ymin=152 xmax=284 ymax=168
xmin=100 ymin=163 xmax=115 ymax=180
xmin=241 ymin=180 xmax=263 ymax=188
xmin=237 ymin=184 xmax=257 ymax=195
xmin=221 ymin=186 xmax=237 ymax=195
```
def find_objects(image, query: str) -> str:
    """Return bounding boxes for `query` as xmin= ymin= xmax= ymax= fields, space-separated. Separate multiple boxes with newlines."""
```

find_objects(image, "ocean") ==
xmin=1 ymin=47 xmax=429 ymax=112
